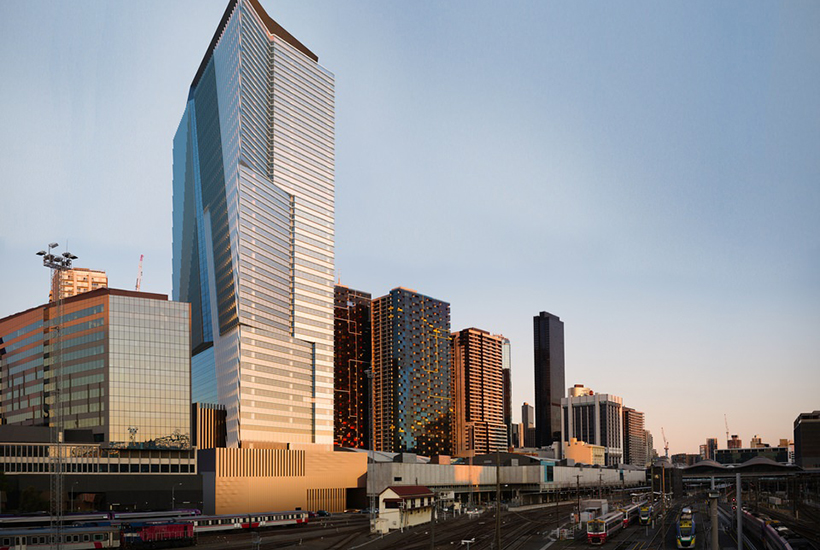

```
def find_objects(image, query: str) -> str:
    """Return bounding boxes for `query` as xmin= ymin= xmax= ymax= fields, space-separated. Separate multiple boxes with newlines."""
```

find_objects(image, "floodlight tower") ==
xmin=36 ymin=242 xmax=78 ymax=550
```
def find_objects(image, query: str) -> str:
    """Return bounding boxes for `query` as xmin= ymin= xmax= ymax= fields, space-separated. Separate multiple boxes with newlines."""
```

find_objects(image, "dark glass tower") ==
xmin=533 ymin=311 xmax=565 ymax=447
xmin=333 ymin=285 xmax=372 ymax=449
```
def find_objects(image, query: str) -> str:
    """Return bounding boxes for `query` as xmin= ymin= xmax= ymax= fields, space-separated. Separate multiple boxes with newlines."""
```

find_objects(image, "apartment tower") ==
xmin=333 ymin=285 xmax=372 ymax=449
xmin=372 ymin=288 xmax=451 ymax=456
xmin=48 ymin=268 xmax=108 ymax=301
xmin=622 ymin=407 xmax=647 ymax=466
xmin=533 ymin=311 xmax=565 ymax=447
xmin=451 ymin=328 xmax=507 ymax=456
xmin=172 ymin=0 xmax=335 ymax=448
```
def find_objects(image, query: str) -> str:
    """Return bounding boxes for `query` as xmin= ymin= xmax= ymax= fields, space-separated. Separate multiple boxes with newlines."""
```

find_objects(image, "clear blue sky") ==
xmin=1 ymin=1 xmax=818 ymax=456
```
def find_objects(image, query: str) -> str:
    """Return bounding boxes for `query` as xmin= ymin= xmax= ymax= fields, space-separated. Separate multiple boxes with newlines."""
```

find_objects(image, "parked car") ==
xmin=316 ymin=510 xmax=331 ymax=517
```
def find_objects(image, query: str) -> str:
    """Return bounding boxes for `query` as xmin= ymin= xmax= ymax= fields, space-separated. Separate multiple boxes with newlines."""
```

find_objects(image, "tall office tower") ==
xmin=728 ymin=435 xmax=742 ymax=448
xmin=705 ymin=437 xmax=718 ymax=460
xmin=645 ymin=430 xmax=655 ymax=465
xmin=522 ymin=402 xmax=536 ymax=447
xmin=48 ymin=267 xmax=108 ymax=301
xmin=173 ymin=0 xmax=335 ymax=448
xmin=372 ymin=288 xmax=451 ymax=456
xmin=333 ymin=285 xmax=372 ymax=449
xmin=794 ymin=411 xmax=820 ymax=469
xmin=622 ymin=407 xmax=646 ymax=466
xmin=561 ymin=386 xmax=623 ymax=466
xmin=0 ymin=288 xmax=191 ymax=448
xmin=533 ymin=311 xmax=565 ymax=447
xmin=749 ymin=435 xmax=764 ymax=448
xmin=499 ymin=336 xmax=512 ymax=447
xmin=451 ymin=328 xmax=506 ymax=456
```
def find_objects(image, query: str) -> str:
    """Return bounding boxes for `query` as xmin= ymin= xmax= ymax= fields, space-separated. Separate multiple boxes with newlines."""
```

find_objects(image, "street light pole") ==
xmin=172 ymin=482 xmax=183 ymax=511
xmin=37 ymin=242 xmax=77 ymax=550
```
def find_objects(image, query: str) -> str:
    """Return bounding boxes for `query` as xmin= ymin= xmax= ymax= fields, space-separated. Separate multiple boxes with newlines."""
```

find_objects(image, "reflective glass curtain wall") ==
xmin=173 ymin=0 xmax=335 ymax=447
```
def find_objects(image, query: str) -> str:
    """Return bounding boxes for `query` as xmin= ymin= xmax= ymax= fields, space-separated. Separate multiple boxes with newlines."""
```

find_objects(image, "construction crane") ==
xmin=661 ymin=427 xmax=669 ymax=458
xmin=135 ymin=254 xmax=144 ymax=291
xmin=724 ymin=414 xmax=730 ymax=446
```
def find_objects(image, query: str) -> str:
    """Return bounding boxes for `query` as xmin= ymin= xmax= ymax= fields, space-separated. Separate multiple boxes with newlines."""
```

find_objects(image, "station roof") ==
xmin=683 ymin=457 xmax=801 ymax=477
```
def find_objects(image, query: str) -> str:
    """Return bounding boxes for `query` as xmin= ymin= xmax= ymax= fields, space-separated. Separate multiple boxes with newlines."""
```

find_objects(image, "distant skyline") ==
xmin=1 ymin=1 xmax=818 ymax=456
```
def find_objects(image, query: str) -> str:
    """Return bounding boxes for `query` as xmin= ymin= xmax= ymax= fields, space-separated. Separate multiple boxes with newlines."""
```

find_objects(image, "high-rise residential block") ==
xmin=372 ymin=288 xmax=451 ymax=456
xmin=333 ymin=285 xmax=372 ymax=449
xmin=622 ymin=407 xmax=646 ymax=466
xmin=794 ymin=411 xmax=820 ymax=469
xmin=0 ymin=288 xmax=191 ymax=449
xmin=172 ymin=0 xmax=335 ymax=448
xmin=561 ymin=385 xmax=623 ymax=466
xmin=533 ymin=311 xmax=565 ymax=447
xmin=451 ymin=328 xmax=507 ymax=456
xmin=728 ymin=435 xmax=742 ymax=449
xmin=499 ymin=336 xmax=512 ymax=448
xmin=48 ymin=267 xmax=108 ymax=301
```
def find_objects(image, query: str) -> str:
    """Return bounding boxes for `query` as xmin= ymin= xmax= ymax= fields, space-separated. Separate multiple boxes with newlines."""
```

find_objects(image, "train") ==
xmin=182 ymin=510 xmax=309 ymax=533
xmin=587 ymin=510 xmax=624 ymax=545
xmin=639 ymin=503 xmax=653 ymax=525
xmin=0 ymin=521 xmax=193 ymax=550
xmin=742 ymin=509 xmax=817 ymax=550
xmin=0 ymin=509 xmax=309 ymax=549
xmin=675 ymin=507 xmax=695 ymax=548
xmin=0 ymin=509 xmax=201 ymax=529
xmin=619 ymin=503 xmax=641 ymax=528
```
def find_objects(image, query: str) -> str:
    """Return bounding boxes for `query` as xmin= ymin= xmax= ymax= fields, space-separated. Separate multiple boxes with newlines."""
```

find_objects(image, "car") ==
xmin=316 ymin=510 xmax=331 ymax=517
xmin=308 ymin=511 xmax=317 ymax=518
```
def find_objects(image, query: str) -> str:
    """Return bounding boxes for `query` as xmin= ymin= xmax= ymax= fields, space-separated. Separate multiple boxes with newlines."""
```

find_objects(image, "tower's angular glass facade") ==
xmin=173 ymin=0 xmax=334 ymax=448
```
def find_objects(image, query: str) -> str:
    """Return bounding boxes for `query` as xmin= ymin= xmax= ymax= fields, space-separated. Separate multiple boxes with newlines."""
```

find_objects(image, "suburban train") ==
xmin=0 ymin=509 xmax=309 ymax=549
xmin=587 ymin=510 xmax=624 ymax=545
xmin=619 ymin=502 xmax=641 ymax=527
xmin=182 ymin=510 xmax=309 ymax=533
xmin=0 ymin=521 xmax=194 ymax=550
xmin=0 ymin=509 xmax=201 ymax=529
xmin=639 ymin=503 xmax=653 ymax=525
xmin=675 ymin=507 xmax=696 ymax=548
xmin=742 ymin=509 xmax=817 ymax=550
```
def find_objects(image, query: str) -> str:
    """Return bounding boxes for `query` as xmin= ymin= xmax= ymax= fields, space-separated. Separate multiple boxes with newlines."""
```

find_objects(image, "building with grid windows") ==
xmin=172 ymin=0 xmax=335 ymax=449
xmin=0 ymin=288 xmax=195 ymax=511
xmin=372 ymin=288 xmax=451 ymax=456
xmin=0 ymin=288 xmax=191 ymax=449
xmin=560 ymin=385 xmax=623 ymax=466
xmin=333 ymin=285 xmax=372 ymax=449
xmin=48 ymin=268 xmax=108 ymax=302
xmin=451 ymin=328 xmax=507 ymax=456
xmin=622 ymin=407 xmax=646 ymax=467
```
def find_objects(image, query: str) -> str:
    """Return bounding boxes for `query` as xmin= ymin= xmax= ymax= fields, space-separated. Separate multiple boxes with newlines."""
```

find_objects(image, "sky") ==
xmin=0 ymin=1 xmax=818 ymax=457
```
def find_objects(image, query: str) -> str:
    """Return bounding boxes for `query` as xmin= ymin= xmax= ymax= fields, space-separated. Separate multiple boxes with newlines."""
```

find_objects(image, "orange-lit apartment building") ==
xmin=451 ymin=328 xmax=507 ymax=456
xmin=49 ymin=267 xmax=107 ymax=301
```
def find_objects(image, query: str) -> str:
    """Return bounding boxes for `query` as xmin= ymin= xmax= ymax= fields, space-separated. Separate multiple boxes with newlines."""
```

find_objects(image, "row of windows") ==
xmin=49 ymin=304 xmax=104 ymax=327
xmin=1 ymin=461 xmax=195 ymax=474
xmin=1 ymin=319 xmax=44 ymax=342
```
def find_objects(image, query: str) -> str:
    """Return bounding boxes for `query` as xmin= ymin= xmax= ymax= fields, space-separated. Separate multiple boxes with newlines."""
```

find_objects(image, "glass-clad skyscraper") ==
xmin=173 ymin=0 xmax=335 ymax=448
